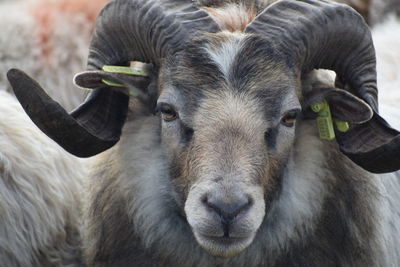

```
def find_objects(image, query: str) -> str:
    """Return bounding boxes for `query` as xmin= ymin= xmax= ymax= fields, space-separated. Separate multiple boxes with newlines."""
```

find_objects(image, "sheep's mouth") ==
xmin=184 ymin=181 xmax=266 ymax=258
xmin=194 ymin=232 xmax=255 ymax=258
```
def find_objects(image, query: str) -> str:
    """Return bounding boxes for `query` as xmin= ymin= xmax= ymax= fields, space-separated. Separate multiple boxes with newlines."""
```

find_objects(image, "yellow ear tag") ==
xmin=311 ymin=100 xmax=336 ymax=141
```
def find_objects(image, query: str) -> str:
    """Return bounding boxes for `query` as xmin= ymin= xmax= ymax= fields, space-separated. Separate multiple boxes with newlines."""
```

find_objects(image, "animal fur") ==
xmin=373 ymin=15 xmax=400 ymax=129
xmin=2 ymin=0 xmax=399 ymax=266
xmin=81 ymin=3 xmax=400 ymax=265
xmin=0 ymin=90 xmax=86 ymax=266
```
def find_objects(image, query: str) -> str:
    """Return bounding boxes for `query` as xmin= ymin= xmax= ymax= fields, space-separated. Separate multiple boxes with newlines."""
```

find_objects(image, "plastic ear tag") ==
xmin=311 ymin=100 xmax=336 ymax=141
xmin=335 ymin=121 xmax=349 ymax=133
xmin=102 ymin=79 xmax=125 ymax=87
xmin=101 ymin=62 xmax=150 ymax=88
xmin=311 ymin=100 xmax=350 ymax=140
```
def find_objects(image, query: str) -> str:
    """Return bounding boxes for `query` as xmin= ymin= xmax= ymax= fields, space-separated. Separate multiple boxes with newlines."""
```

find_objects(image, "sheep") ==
xmin=0 ymin=1 xmax=106 ymax=265
xmin=6 ymin=0 xmax=400 ymax=266
xmin=0 ymin=0 xmax=107 ymax=111
xmin=0 ymin=89 xmax=85 ymax=266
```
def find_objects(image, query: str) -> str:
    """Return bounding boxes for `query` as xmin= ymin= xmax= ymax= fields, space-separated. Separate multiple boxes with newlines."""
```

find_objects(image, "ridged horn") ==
xmin=245 ymin=0 xmax=378 ymax=110
xmin=7 ymin=0 xmax=220 ymax=157
xmin=245 ymin=0 xmax=400 ymax=173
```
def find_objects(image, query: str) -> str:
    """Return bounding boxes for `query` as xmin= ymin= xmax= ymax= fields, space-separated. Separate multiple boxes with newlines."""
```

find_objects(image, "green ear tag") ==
xmin=102 ymin=65 xmax=149 ymax=77
xmin=101 ymin=79 xmax=125 ymax=87
xmin=311 ymin=100 xmax=335 ymax=141
xmin=101 ymin=63 xmax=150 ymax=91
xmin=335 ymin=121 xmax=349 ymax=132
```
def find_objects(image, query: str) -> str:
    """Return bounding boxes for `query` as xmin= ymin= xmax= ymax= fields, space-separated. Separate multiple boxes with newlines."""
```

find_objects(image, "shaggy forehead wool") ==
xmin=163 ymin=32 xmax=297 ymax=122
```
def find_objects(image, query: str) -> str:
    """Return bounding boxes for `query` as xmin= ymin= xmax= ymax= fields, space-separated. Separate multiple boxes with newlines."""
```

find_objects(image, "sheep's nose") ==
xmin=203 ymin=192 xmax=252 ymax=225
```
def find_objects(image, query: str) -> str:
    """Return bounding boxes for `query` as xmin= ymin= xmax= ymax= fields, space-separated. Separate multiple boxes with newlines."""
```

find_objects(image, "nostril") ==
xmin=201 ymin=195 xmax=208 ymax=205
xmin=203 ymin=193 xmax=252 ymax=224
xmin=246 ymin=194 xmax=254 ymax=207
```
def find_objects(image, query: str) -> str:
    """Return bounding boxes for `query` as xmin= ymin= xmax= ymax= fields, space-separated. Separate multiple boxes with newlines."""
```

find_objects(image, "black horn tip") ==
xmin=7 ymin=68 xmax=20 ymax=81
xmin=336 ymin=113 xmax=400 ymax=174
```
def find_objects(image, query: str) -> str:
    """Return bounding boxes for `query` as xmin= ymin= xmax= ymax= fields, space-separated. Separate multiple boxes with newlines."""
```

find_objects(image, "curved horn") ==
xmin=7 ymin=0 xmax=220 ymax=157
xmin=87 ymin=0 xmax=220 ymax=70
xmin=245 ymin=0 xmax=400 ymax=173
xmin=7 ymin=69 xmax=128 ymax=158
xmin=245 ymin=0 xmax=377 ymax=110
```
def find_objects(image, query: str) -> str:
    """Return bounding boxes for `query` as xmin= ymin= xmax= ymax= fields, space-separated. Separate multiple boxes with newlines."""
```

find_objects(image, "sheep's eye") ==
xmin=281 ymin=110 xmax=299 ymax=127
xmin=158 ymin=103 xmax=178 ymax=122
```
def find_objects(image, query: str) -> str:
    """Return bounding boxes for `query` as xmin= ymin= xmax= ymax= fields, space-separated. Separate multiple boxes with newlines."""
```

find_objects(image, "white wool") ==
xmin=375 ymin=171 xmax=400 ymax=266
xmin=0 ymin=90 xmax=86 ymax=266
xmin=372 ymin=16 xmax=400 ymax=128
xmin=205 ymin=33 xmax=244 ymax=78
xmin=372 ymin=17 xmax=400 ymax=265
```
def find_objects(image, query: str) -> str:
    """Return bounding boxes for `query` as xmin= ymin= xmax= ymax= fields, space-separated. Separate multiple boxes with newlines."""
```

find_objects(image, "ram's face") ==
xmin=158 ymin=33 xmax=300 ymax=257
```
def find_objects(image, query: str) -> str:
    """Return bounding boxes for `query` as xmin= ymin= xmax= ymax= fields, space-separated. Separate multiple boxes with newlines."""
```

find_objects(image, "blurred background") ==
xmin=0 ymin=0 xmax=398 ymax=120
xmin=0 ymin=0 xmax=107 ymax=111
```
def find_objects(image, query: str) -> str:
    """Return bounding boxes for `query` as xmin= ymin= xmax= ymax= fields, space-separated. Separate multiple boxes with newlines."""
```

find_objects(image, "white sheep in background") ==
xmin=0 ymin=90 xmax=86 ymax=266
xmin=0 ymin=0 xmax=107 ymax=111
xmin=373 ymin=15 xmax=400 ymax=129
xmin=0 ymin=1 xmax=105 ymax=265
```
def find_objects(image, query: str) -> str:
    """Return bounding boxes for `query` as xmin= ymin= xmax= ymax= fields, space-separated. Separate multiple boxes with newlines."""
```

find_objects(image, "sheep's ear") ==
xmin=326 ymin=89 xmax=373 ymax=124
xmin=323 ymin=89 xmax=400 ymax=174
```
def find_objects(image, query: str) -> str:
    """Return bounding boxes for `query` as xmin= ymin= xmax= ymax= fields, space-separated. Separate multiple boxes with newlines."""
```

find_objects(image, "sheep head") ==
xmin=7 ymin=0 xmax=400 ymax=259
xmin=155 ymin=30 xmax=377 ymax=257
